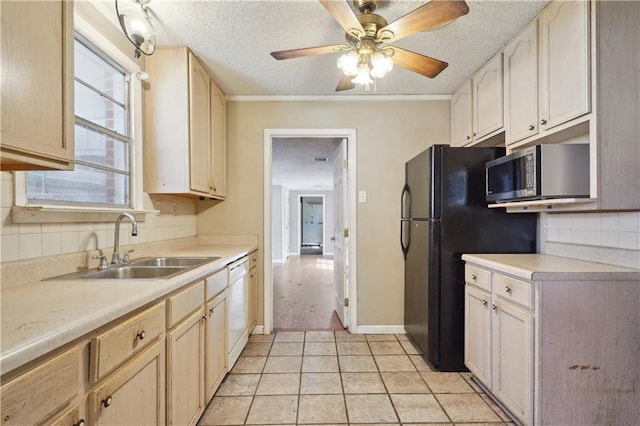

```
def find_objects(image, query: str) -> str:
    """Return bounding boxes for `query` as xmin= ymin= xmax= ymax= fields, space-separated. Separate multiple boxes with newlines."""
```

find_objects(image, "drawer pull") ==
xmin=471 ymin=274 xmax=477 ymax=281
xmin=491 ymin=304 xmax=498 ymax=311
xmin=74 ymin=419 xmax=86 ymax=426
xmin=136 ymin=330 xmax=146 ymax=340
xmin=202 ymin=314 xmax=208 ymax=321
xmin=528 ymin=124 xmax=535 ymax=130
xmin=102 ymin=396 xmax=113 ymax=408
xmin=505 ymin=286 xmax=512 ymax=294
xmin=209 ymin=307 xmax=215 ymax=315
xmin=482 ymin=300 xmax=488 ymax=306
xmin=541 ymin=119 xmax=547 ymax=125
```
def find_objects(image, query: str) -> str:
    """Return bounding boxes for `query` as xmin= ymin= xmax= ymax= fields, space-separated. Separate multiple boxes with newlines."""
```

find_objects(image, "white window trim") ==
xmin=13 ymin=14 xmax=157 ymax=223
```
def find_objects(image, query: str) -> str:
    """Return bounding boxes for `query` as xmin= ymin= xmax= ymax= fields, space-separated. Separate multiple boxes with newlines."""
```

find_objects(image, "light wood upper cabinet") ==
xmin=472 ymin=54 xmax=503 ymax=141
xmin=0 ymin=0 xmax=74 ymax=171
xmin=504 ymin=22 xmax=538 ymax=144
xmin=189 ymin=54 xmax=212 ymax=194
xmin=451 ymin=80 xmax=473 ymax=147
xmin=538 ymin=0 xmax=590 ymax=131
xmin=144 ymin=47 xmax=227 ymax=199
xmin=210 ymin=81 xmax=227 ymax=198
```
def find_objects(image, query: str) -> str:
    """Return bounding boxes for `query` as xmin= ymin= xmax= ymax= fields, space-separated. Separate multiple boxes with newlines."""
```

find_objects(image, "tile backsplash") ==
xmin=542 ymin=212 xmax=640 ymax=268
xmin=0 ymin=172 xmax=197 ymax=263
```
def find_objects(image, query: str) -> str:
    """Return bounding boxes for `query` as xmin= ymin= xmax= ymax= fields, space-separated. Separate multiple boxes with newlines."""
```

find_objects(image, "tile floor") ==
xmin=198 ymin=331 xmax=515 ymax=425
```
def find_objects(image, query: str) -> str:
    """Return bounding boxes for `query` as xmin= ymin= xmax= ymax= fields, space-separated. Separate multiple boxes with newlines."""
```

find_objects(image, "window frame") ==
xmin=13 ymin=14 xmax=149 ymax=221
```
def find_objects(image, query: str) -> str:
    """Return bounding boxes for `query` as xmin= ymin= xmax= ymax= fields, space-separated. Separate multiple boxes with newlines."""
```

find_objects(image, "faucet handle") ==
xmin=123 ymin=250 xmax=134 ymax=263
xmin=92 ymin=255 xmax=109 ymax=270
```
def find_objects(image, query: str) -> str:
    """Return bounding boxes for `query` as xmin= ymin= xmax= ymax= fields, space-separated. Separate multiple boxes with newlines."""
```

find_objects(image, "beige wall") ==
xmin=196 ymin=100 xmax=451 ymax=327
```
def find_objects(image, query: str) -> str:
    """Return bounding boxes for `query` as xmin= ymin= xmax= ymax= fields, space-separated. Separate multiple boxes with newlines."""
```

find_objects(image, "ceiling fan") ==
xmin=270 ymin=0 xmax=470 ymax=92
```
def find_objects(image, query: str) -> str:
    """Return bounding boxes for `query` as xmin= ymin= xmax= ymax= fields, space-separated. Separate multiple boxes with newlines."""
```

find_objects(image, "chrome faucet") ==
xmin=112 ymin=213 xmax=138 ymax=264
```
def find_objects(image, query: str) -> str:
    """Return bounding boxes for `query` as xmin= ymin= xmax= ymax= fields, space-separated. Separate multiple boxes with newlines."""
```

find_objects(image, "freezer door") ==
xmin=406 ymin=148 xmax=435 ymax=219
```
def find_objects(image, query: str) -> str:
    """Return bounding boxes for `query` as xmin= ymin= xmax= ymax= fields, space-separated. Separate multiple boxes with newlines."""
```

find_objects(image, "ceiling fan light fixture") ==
xmin=116 ymin=0 xmax=157 ymax=58
xmin=337 ymin=51 xmax=360 ymax=76
xmin=351 ymin=63 xmax=373 ymax=86
xmin=370 ymin=51 xmax=393 ymax=78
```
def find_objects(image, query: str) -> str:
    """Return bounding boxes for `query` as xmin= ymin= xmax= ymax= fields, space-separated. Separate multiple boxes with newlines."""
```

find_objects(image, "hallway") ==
xmin=198 ymin=331 xmax=514 ymax=425
xmin=273 ymin=255 xmax=344 ymax=331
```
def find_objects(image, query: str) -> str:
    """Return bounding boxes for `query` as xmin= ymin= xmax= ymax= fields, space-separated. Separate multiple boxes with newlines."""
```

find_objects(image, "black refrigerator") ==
xmin=401 ymin=145 xmax=537 ymax=371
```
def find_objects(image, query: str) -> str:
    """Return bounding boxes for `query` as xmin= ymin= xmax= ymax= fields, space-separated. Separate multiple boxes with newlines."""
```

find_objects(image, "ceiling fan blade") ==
xmin=378 ymin=0 xmax=469 ymax=42
xmin=335 ymin=74 xmax=356 ymax=92
xmin=319 ymin=0 xmax=365 ymax=37
xmin=271 ymin=44 xmax=350 ymax=60
xmin=391 ymin=47 xmax=448 ymax=78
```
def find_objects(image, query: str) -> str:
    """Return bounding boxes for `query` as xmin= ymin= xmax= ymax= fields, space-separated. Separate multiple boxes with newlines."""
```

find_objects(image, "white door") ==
xmin=332 ymin=139 xmax=349 ymax=327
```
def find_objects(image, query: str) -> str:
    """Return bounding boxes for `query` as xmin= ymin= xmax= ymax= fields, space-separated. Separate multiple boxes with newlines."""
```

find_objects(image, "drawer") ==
xmin=206 ymin=269 xmax=227 ymax=301
xmin=249 ymin=250 xmax=258 ymax=270
xmin=228 ymin=257 xmax=249 ymax=284
xmin=1 ymin=347 xmax=79 ymax=425
xmin=493 ymin=273 xmax=533 ymax=309
xmin=90 ymin=302 xmax=165 ymax=382
xmin=167 ymin=281 xmax=205 ymax=328
xmin=465 ymin=264 xmax=491 ymax=291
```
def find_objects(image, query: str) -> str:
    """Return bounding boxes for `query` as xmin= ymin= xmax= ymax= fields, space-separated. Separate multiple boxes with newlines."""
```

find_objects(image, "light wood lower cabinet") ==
xmin=88 ymin=340 xmax=165 ymax=425
xmin=464 ymin=285 xmax=491 ymax=387
xmin=205 ymin=291 xmax=228 ymax=401
xmin=49 ymin=405 xmax=85 ymax=426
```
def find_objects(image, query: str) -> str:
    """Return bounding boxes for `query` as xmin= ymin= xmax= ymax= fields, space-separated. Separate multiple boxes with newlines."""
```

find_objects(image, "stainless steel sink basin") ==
xmin=44 ymin=256 xmax=220 ymax=281
xmin=83 ymin=266 xmax=187 ymax=280
xmin=133 ymin=256 xmax=220 ymax=267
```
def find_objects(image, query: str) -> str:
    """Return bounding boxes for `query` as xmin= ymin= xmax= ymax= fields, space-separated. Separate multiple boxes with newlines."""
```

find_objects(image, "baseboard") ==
xmin=354 ymin=325 xmax=406 ymax=334
xmin=252 ymin=325 xmax=265 ymax=335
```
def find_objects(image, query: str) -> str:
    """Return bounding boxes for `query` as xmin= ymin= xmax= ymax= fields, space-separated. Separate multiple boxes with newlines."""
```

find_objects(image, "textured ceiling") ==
xmin=272 ymin=138 xmax=342 ymax=189
xmin=99 ymin=0 xmax=550 ymax=96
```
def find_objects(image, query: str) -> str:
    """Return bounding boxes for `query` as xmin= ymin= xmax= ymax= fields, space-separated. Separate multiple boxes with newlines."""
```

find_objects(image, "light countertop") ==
xmin=0 ymin=244 xmax=256 ymax=376
xmin=462 ymin=253 xmax=640 ymax=281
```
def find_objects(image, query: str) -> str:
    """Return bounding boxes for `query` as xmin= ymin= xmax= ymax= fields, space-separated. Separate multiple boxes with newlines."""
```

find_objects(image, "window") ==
xmin=25 ymin=35 xmax=135 ymax=208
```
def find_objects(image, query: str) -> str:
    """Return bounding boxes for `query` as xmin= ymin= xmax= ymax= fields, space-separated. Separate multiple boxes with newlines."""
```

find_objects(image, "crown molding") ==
xmin=228 ymin=94 xmax=451 ymax=102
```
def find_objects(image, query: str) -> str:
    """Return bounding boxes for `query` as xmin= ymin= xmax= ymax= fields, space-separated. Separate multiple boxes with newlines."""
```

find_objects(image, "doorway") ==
xmin=263 ymin=129 xmax=357 ymax=335
xmin=299 ymin=195 xmax=324 ymax=255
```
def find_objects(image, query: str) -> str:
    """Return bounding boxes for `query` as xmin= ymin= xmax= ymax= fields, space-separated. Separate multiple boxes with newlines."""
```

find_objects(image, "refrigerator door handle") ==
xmin=401 ymin=184 xmax=411 ymax=219
xmin=400 ymin=219 xmax=411 ymax=259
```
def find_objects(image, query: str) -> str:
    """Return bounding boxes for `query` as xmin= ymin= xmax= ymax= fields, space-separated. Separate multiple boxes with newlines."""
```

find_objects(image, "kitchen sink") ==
xmin=45 ymin=256 xmax=219 ymax=281
xmin=133 ymin=256 xmax=220 ymax=267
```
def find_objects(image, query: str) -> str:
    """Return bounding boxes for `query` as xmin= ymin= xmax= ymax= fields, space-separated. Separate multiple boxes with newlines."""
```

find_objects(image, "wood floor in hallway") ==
xmin=273 ymin=255 xmax=344 ymax=331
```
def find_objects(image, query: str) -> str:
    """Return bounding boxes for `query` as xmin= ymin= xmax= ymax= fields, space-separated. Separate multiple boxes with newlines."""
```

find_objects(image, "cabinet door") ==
xmin=248 ymin=267 xmax=257 ymax=330
xmin=48 ymin=405 xmax=84 ymax=426
xmin=205 ymin=294 xmax=228 ymax=401
xmin=188 ymin=52 xmax=211 ymax=194
xmin=539 ymin=0 xmax=590 ymax=130
xmin=167 ymin=309 xmax=205 ymax=426
xmin=0 ymin=0 xmax=74 ymax=170
xmin=504 ymin=22 xmax=538 ymax=144
xmin=451 ymin=80 xmax=473 ymax=147
xmin=464 ymin=285 xmax=492 ymax=387
xmin=88 ymin=341 xmax=165 ymax=426
xmin=210 ymin=81 xmax=227 ymax=198
xmin=473 ymin=54 xmax=503 ymax=140
xmin=491 ymin=300 xmax=532 ymax=425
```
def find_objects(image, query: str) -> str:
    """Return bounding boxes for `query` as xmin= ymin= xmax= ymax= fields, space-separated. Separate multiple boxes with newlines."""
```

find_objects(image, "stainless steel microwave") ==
xmin=485 ymin=144 xmax=590 ymax=202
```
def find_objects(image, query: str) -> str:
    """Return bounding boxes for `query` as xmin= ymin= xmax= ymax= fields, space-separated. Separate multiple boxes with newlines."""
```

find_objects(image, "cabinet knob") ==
xmin=466 ymin=135 xmax=471 ymax=140
xmin=528 ymin=124 xmax=535 ymax=130
xmin=202 ymin=314 xmax=208 ymax=321
xmin=505 ymin=286 xmax=512 ymax=294
xmin=74 ymin=419 xmax=86 ymax=426
xmin=471 ymin=274 xmax=477 ymax=281
xmin=540 ymin=119 xmax=547 ymax=125
xmin=209 ymin=307 xmax=215 ymax=315
xmin=491 ymin=304 xmax=498 ymax=311
xmin=136 ymin=330 xmax=146 ymax=340
xmin=472 ymin=132 xmax=477 ymax=137
xmin=102 ymin=396 xmax=113 ymax=408
xmin=482 ymin=300 xmax=488 ymax=306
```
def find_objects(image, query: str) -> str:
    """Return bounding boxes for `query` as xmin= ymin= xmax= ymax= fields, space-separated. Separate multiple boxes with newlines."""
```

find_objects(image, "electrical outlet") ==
xmin=358 ymin=191 xmax=367 ymax=203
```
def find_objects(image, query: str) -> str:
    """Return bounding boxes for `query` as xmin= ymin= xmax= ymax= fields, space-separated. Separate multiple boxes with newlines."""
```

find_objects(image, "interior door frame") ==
xmin=264 ymin=129 xmax=357 ymax=335
xmin=297 ymin=194 xmax=326 ymax=255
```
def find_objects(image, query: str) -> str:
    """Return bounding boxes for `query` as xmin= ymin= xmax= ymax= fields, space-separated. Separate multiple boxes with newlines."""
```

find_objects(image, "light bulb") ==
xmin=337 ymin=51 xmax=359 ymax=76
xmin=351 ymin=63 xmax=373 ymax=86
xmin=370 ymin=52 xmax=394 ymax=78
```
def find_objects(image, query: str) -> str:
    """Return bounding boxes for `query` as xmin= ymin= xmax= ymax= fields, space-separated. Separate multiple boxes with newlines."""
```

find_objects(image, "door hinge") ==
xmin=343 ymin=159 xmax=348 ymax=169
xmin=343 ymin=228 xmax=349 ymax=238
xmin=344 ymin=297 xmax=349 ymax=307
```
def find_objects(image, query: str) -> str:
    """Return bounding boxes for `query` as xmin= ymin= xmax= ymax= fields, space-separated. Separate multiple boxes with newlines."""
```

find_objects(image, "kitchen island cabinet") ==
xmin=463 ymin=253 xmax=640 ymax=425
xmin=0 ymin=0 xmax=74 ymax=171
